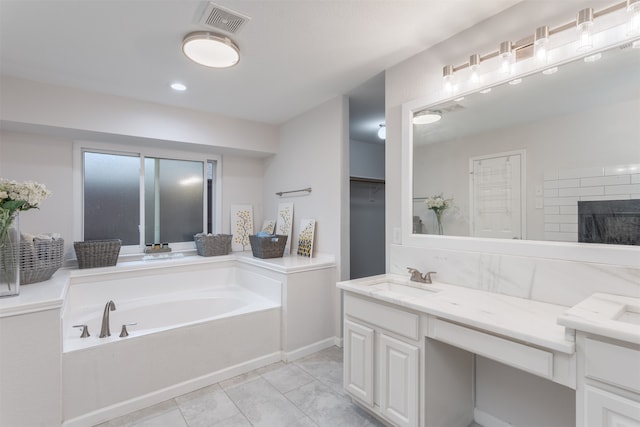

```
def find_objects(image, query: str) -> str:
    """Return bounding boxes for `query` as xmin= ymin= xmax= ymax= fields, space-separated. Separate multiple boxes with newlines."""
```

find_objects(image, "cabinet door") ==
xmin=585 ymin=385 xmax=640 ymax=427
xmin=379 ymin=333 xmax=419 ymax=427
xmin=344 ymin=319 xmax=374 ymax=406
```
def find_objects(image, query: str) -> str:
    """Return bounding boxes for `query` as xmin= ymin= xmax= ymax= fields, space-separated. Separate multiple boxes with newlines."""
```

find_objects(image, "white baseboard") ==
xmin=63 ymin=351 xmax=282 ymax=427
xmin=474 ymin=408 xmax=515 ymax=427
xmin=283 ymin=337 xmax=340 ymax=362
xmin=334 ymin=336 xmax=343 ymax=348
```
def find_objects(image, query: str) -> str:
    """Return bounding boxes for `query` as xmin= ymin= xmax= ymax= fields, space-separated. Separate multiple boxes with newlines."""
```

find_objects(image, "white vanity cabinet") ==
xmin=576 ymin=333 xmax=640 ymax=426
xmin=343 ymin=293 xmax=421 ymax=427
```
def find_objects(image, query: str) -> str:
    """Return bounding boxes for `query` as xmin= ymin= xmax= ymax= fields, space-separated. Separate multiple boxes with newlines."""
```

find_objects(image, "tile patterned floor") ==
xmin=96 ymin=346 xmax=386 ymax=427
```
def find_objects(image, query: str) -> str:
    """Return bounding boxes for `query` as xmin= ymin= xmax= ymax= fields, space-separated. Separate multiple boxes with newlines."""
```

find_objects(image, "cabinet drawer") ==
xmin=344 ymin=294 xmax=419 ymax=341
xmin=585 ymin=338 xmax=640 ymax=394
xmin=428 ymin=318 xmax=553 ymax=379
xmin=585 ymin=385 xmax=640 ymax=426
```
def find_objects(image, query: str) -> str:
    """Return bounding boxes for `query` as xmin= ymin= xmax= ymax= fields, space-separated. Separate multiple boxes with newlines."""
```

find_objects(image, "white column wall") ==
xmin=264 ymin=96 xmax=349 ymax=340
xmin=384 ymin=1 xmax=623 ymax=425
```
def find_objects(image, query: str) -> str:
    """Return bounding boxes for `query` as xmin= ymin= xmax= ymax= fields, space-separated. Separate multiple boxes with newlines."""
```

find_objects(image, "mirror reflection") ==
xmin=412 ymin=43 xmax=640 ymax=245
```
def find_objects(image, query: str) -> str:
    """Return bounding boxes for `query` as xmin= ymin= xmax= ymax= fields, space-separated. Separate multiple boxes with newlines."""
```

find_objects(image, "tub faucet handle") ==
xmin=119 ymin=322 xmax=137 ymax=338
xmin=73 ymin=324 xmax=90 ymax=338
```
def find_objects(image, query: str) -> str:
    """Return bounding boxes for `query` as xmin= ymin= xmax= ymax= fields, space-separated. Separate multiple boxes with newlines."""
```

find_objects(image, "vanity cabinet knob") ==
xmin=73 ymin=324 xmax=90 ymax=338
xmin=119 ymin=323 xmax=137 ymax=338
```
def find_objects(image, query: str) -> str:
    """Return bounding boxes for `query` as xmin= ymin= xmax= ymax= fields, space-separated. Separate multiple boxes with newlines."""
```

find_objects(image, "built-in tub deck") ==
xmin=61 ymin=258 xmax=283 ymax=425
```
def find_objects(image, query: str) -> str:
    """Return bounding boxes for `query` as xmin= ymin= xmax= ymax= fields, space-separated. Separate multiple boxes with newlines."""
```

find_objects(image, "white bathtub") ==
xmin=62 ymin=260 xmax=282 ymax=426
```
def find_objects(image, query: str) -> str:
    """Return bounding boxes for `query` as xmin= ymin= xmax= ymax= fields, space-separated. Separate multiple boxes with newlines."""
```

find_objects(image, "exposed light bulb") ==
xmin=577 ymin=8 xmax=594 ymax=52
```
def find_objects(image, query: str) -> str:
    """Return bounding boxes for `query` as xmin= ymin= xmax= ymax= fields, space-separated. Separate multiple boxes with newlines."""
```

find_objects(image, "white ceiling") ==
xmin=0 ymin=0 xmax=522 ymax=140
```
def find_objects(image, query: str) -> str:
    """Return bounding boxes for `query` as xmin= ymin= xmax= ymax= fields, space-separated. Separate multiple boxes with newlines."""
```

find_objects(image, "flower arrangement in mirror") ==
xmin=425 ymin=193 xmax=453 ymax=235
xmin=0 ymin=179 xmax=51 ymax=294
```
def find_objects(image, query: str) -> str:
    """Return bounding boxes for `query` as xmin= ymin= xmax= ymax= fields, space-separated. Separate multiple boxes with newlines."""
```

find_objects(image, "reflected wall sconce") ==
xmin=182 ymin=31 xmax=240 ymax=68
xmin=440 ymin=0 xmax=638 ymax=94
xmin=443 ymin=65 xmax=455 ymax=94
xmin=534 ymin=26 xmax=549 ymax=63
xmin=499 ymin=41 xmax=514 ymax=74
xmin=469 ymin=54 xmax=481 ymax=84
xmin=576 ymin=8 xmax=595 ymax=52
xmin=628 ymin=0 xmax=640 ymax=36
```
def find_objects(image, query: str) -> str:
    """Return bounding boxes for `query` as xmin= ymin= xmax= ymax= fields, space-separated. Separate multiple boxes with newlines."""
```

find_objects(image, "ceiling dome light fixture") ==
xmin=182 ymin=31 xmax=240 ymax=68
xmin=378 ymin=124 xmax=386 ymax=140
xmin=413 ymin=111 xmax=442 ymax=125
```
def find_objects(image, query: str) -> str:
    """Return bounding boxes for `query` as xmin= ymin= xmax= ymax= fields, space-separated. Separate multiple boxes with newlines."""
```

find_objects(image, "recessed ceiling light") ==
xmin=479 ymin=88 xmax=492 ymax=94
xmin=454 ymin=96 xmax=465 ymax=102
xmin=542 ymin=67 xmax=558 ymax=75
xmin=508 ymin=78 xmax=523 ymax=85
xmin=182 ymin=31 xmax=240 ymax=68
xmin=170 ymin=82 xmax=187 ymax=91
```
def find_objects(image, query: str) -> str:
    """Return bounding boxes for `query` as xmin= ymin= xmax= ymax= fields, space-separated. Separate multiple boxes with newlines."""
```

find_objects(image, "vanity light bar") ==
xmin=442 ymin=0 xmax=629 ymax=78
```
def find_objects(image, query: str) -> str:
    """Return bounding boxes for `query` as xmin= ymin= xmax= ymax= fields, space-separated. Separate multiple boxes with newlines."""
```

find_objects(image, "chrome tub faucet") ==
xmin=99 ymin=300 xmax=116 ymax=338
xmin=407 ymin=267 xmax=436 ymax=284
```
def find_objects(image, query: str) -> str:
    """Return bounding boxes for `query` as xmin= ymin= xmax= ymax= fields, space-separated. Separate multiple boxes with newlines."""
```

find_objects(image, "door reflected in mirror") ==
xmin=412 ymin=43 xmax=640 ymax=245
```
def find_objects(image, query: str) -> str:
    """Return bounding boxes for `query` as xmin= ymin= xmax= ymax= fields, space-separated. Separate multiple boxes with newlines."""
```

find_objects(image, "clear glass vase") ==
xmin=434 ymin=211 xmax=444 ymax=235
xmin=0 ymin=213 xmax=20 ymax=297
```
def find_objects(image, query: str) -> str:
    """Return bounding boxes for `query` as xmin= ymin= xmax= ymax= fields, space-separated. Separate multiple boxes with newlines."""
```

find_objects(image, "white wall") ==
xmin=384 ymin=1 xmax=638 ymax=425
xmin=0 ymin=75 xmax=278 ymax=155
xmin=0 ymin=132 xmax=266 ymax=258
xmin=350 ymin=139 xmax=384 ymax=180
xmin=264 ymin=96 xmax=348 ymax=272
xmin=263 ymin=96 xmax=349 ymax=341
xmin=222 ymin=155 xmax=265 ymax=235
xmin=0 ymin=131 xmax=74 ymax=241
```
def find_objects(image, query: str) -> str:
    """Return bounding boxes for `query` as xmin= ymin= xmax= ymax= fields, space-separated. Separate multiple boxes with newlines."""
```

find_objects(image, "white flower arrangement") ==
xmin=1 ymin=178 xmax=51 ymax=291
xmin=425 ymin=193 xmax=452 ymax=215
xmin=424 ymin=193 xmax=453 ymax=235
xmin=0 ymin=179 xmax=51 ymax=213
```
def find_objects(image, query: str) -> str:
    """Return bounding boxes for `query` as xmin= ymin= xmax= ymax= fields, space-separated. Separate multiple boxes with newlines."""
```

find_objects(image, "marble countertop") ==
xmin=0 ymin=269 xmax=70 ymax=318
xmin=558 ymin=293 xmax=640 ymax=345
xmin=337 ymin=274 xmax=575 ymax=354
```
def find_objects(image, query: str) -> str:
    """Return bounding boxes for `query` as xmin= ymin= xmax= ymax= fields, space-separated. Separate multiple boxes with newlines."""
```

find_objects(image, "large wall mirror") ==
xmin=402 ymin=36 xmax=640 ymax=265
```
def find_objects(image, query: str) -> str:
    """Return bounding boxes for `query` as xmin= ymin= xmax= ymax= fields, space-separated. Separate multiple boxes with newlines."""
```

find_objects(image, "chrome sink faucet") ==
xmin=407 ymin=267 xmax=436 ymax=284
xmin=99 ymin=300 xmax=116 ymax=338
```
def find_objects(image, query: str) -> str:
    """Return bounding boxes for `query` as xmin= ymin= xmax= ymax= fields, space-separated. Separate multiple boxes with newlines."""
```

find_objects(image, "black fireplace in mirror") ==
xmin=578 ymin=200 xmax=640 ymax=246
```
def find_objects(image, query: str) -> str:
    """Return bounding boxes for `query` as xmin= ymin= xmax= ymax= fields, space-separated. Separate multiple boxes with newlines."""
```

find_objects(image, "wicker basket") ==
xmin=249 ymin=234 xmax=288 ymax=259
xmin=73 ymin=239 xmax=121 ymax=269
xmin=19 ymin=238 xmax=65 ymax=285
xmin=194 ymin=233 xmax=232 ymax=257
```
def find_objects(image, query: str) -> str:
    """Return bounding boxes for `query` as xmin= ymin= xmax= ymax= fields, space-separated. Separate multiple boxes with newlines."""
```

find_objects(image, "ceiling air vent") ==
xmin=198 ymin=2 xmax=250 ymax=34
